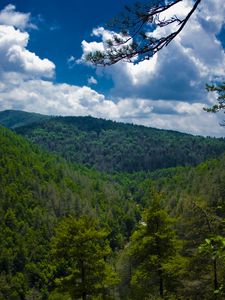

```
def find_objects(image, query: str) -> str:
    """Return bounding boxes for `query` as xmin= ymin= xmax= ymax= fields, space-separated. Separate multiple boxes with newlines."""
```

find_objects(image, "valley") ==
xmin=1 ymin=110 xmax=225 ymax=299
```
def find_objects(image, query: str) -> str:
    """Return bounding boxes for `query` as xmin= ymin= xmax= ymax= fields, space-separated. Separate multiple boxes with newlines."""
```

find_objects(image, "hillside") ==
xmin=119 ymin=154 xmax=225 ymax=299
xmin=11 ymin=112 xmax=225 ymax=173
xmin=1 ymin=125 xmax=225 ymax=298
xmin=0 ymin=125 xmax=137 ymax=243
xmin=0 ymin=109 xmax=50 ymax=129
xmin=0 ymin=126 xmax=139 ymax=298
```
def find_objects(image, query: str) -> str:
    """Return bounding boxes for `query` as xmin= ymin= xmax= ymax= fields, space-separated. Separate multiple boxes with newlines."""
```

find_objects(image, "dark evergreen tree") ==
xmin=51 ymin=215 xmax=118 ymax=300
xmin=128 ymin=190 xmax=186 ymax=299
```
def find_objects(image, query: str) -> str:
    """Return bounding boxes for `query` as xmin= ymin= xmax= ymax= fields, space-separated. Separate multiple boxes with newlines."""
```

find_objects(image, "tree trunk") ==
xmin=158 ymin=267 xmax=164 ymax=298
xmin=82 ymin=291 xmax=87 ymax=300
xmin=81 ymin=260 xmax=87 ymax=300
xmin=156 ymin=220 xmax=164 ymax=298
xmin=213 ymin=258 xmax=218 ymax=300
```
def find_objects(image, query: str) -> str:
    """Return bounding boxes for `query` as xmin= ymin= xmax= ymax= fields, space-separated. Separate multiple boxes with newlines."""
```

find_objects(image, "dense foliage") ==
xmin=0 ymin=126 xmax=137 ymax=299
xmin=128 ymin=190 xmax=185 ymax=299
xmin=1 ymin=110 xmax=225 ymax=299
xmin=51 ymin=216 xmax=118 ymax=300
xmin=6 ymin=112 xmax=225 ymax=173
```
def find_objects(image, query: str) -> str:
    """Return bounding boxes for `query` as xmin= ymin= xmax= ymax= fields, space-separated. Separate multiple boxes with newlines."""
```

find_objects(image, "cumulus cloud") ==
xmin=0 ymin=76 xmax=224 ymax=136
xmin=0 ymin=21 xmax=55 ymax=79
xmin=0 ymin=78 xmax=116 ymax=118
xmin=80 ymin=0 xmax=225 ymax=102
xmin=0 ymin=4 xmax=36 ymax=29
xmin=78 ymin=26 xmax=133 ymax=65
xmin=0 ymin=3 xmax=224 ymax=137
xmin=74 ymin=0 xmax=225 ymax=136
xmin=0 ymin=5 xmax=55 ymax=78
xmin=133 ymin=110 xmax=225 ymax=137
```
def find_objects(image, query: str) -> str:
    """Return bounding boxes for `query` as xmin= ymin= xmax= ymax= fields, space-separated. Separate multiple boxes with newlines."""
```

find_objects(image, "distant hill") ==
xmin=1 ymin=110 xmax=225 ymax=173
xmin=10 ymin=111 xmax=225 ymax=173
xmin=0 ymin=124 xmax=129 ymax=225
xmin=0 ymin=124 xmax=135 ymax=247
xmin=0 ymin=109 xmax=50 ymax=128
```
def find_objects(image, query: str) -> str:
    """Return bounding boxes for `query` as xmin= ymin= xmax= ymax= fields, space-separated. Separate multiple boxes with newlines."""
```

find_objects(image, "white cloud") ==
xmin=0 ymin=5 xmax=55 ymax=78
xmin=78 ymin=40 xmax=104 ymax=65
xmin=0 ymin=4 xmax=36 ymax=29
xmin=0 ymin=24 xmax=55 ymax=78
xmin=0 ymin=74 xmax=224 ymax=136
xmin=134 ymin=111 xmax=225 ymax=137
xmin=88 ymin=76 xmax=98 ymax=85
xmin=0 ymin=78 xmax=117 ymax=118
xmin=80 ymin=0 xmax=225 ymax=101
xmin=122 ymin=54 xmax=158 ymax=86
xmin=0 ymin=2 xmax=224 ymax=138
xmin=67 ymin=55 xmax=76 ymax=68
xmin=74 ymin=0 xmax=225 ymax=136
xmin=78 ymin=26 xmax=133 ymax=65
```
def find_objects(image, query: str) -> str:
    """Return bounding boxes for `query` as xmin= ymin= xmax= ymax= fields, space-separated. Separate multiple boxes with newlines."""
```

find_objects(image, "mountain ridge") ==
xmin=1 ymin=110 xmax=224 ymax=173
xmin=0 ymin=109 xmax=51 ymax=129
xmin=1 ymin=109 xmax=224 ymax=138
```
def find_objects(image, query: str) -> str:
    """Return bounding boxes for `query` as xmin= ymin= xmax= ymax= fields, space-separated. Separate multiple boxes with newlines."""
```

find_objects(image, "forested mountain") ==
xmin=1 ymin=123 xmax=225 ymax=299
xmin=1 ymin=109 xmax=225 ymax=299
xmin=1 ymin=110 xmax=224 ymax=173
xmin=0 ymin=110 xmax=50 ymax=129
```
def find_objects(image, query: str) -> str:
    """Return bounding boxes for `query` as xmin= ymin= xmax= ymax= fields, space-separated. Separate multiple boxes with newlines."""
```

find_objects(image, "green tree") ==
xmin=128 ymin=190 xmax=185 ymax=299
xmin=199 ymin=235 xmax=225 ymax=299
xmin=51 ymin=215 xmax=118 ymax=300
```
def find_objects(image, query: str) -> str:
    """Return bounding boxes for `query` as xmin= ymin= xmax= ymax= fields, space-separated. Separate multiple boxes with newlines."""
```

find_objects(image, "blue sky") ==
xmin=0 ymin=0 xmax=225 ymax=136
xmin=0 ymin=0 xmax=132 ymax=92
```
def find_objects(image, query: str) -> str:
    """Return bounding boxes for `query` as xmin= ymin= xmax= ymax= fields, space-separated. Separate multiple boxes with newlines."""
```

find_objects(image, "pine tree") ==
xmin=51 ymin=215 xmax=118 ymax=300
xmin=128 ymin=190 xmax=185 ymax=299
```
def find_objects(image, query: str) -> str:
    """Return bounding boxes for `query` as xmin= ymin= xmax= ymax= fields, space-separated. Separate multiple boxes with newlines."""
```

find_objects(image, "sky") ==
xmin=0 ymin=0 xmax=225 ymax=137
